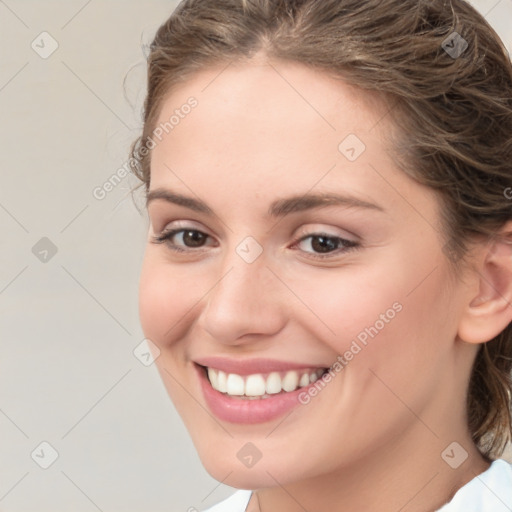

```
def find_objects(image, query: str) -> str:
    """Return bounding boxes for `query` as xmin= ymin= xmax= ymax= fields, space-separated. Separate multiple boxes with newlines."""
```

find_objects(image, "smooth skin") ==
xmin=139 ymin=54 xmax=512 ymax=511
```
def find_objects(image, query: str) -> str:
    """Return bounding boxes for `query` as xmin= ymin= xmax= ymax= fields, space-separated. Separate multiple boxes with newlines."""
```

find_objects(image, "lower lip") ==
xmin=196 ymin=364 xmax=320 ymax=424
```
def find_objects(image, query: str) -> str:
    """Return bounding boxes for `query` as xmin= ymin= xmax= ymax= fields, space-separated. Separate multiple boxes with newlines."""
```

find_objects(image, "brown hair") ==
xmin=129 ymin=0 xmax=512 ymax=458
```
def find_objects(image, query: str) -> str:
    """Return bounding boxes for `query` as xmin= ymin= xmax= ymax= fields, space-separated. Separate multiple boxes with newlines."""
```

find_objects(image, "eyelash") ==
xmin=151 ymin=227 xmax=360 ymax=260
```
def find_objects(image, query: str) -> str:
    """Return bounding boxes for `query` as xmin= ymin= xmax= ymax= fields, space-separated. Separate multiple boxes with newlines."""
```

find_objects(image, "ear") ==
xmin=457 ymin=223 xmax=512 ymax=344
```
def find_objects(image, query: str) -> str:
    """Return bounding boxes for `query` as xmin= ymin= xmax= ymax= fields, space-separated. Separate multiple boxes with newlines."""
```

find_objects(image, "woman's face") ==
xmin=139 ymin=57 xmax=476 ymax=488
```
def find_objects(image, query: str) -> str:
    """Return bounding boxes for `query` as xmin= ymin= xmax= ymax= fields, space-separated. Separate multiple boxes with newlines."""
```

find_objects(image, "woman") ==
xmin=131 ymin=0 xmax=512 ymax=510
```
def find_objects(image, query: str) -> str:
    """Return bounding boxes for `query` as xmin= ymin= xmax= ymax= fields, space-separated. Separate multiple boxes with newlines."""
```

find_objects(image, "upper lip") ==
xmin=194 ymin=356 xmax=328 ymax=375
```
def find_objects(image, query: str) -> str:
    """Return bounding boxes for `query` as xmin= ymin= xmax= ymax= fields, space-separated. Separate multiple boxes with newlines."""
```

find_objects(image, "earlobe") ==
xmin=458 ymin=225 xmax=512 ymax=345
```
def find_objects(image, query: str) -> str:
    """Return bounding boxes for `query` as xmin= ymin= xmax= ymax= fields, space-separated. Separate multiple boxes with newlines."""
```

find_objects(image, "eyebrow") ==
xmin=146 ymin=188 xmax=384 ymax=217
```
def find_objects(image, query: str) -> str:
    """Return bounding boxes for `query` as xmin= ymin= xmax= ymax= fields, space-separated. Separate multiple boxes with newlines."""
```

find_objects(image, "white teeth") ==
xmin=217 ymin=370 xmax=227 ymax=393
xmin=282 ymin=371 xmax=299 ymax=392
xmin=207 ymin=368 xmax=218 ymax=389
xmin=266 ymin=372 xmax=282 ymax=394
xmin=206 ymin=367 xmax=325 ymax=398
xmin=245 ymin=374 xmax=266 ymax=396
xmin=226 ymin=373 xmax=245 ymax=395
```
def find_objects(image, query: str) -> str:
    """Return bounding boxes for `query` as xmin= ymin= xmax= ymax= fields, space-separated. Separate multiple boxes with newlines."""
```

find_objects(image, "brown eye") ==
xmin=181 ymin=230 xmax=207 ymax=247
xmin=310 ymin=235 xmax=340 ymax=253
xmin=295 ymin=234 xmax=359 ymax=258
xmin=152 ymin=228 xmax=215 ymax=251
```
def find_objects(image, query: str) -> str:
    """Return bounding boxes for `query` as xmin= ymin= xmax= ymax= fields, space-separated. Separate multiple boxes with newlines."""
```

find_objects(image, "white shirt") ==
xmin=203 ymin=459 xmax=512 ymax=511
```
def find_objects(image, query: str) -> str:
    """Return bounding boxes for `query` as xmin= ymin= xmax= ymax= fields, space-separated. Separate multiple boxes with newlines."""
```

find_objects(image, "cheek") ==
xmin=138 ymin=255 xmax=203 ymax=411
xmin=286 ymin=262 xmax=405 ymax=355
xmin=289 ymin=254 xmax=455 ymax=371
xmin=337 ymin=261 xmax=456 ymax=403
xmin=138 ymin=254 xmax=198 ymax=346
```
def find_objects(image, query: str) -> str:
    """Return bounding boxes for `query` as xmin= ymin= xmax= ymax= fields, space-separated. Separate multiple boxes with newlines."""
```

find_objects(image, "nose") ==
xmin=196 ymin=251 xmax=287 ymax=345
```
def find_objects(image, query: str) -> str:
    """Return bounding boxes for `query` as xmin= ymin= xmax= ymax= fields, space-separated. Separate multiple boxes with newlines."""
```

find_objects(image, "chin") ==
xmin=194 ymin=437 xmax=308 ymax=489
xmin=202 ymin=458 xmax=279 ymax=489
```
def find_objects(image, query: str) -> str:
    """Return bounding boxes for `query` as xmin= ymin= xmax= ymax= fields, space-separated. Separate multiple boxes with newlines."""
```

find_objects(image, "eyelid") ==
xmin=287 ymin=224 xmax=362 ymax=261
xmin=293 ymin=232 xmax=355 ymax=245
xmin=293 ymin=223 xmax=359 ymax=242
xmin=152 ymin=218 xmax=212 ymax=236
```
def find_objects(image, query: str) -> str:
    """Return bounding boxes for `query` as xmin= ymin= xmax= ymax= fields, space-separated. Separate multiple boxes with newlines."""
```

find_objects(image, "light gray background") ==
xmin=0 ymin=1 xmax=511 ymax=511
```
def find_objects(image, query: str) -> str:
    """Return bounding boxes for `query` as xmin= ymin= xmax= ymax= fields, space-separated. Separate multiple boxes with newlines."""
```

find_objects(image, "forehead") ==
xmin=150 ymin=58 xmax=395 ymax=185
xmin=154 ymin=57 xmax=391 ymax=142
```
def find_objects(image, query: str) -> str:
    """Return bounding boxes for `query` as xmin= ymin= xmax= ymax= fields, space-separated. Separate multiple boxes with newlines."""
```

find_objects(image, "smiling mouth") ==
xmin=200 ymin=365 xmax=329 ymax=400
